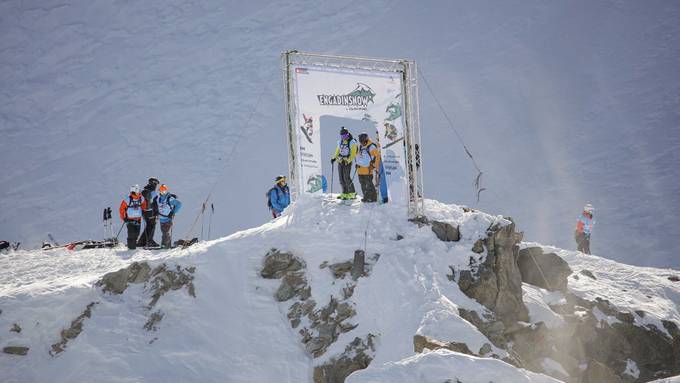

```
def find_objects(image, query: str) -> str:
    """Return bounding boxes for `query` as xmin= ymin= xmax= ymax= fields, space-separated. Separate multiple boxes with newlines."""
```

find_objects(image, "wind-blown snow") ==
xmin=1 ymin=1 xmax=679 ymax=268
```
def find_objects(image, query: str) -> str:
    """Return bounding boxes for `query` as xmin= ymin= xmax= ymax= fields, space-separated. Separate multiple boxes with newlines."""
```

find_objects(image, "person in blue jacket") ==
xmin=156 ymin=184 xmax=182 ymax=249
xmin=268 ymin=175 xmax=290 ymax=218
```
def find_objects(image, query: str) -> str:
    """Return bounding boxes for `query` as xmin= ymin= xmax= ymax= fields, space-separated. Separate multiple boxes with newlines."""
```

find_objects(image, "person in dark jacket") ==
xmin=137 ymin=177 xmax=159 ymax=247
xmin=119 ymin=185 xmax=147 ymax=249
xmin=268 ymin=175 xmax=290 ymax=218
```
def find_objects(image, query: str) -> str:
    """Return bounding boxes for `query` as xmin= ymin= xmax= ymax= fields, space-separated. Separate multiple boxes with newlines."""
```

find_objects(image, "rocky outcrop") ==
xmin=517 ymin=247 xmax=572 ymax=291
xmin=263 ymin=249 xmax=377 ymax=382
xmin=261 ymin=249 xmax=305 ymax=279
xmin=582 ymin=360 xmax=622 ymax=383
xmin=431 ymin=221 xmax=460 ymax=242
xmin=313 ymin=335 xmax=376 ymax=383
xmin=3 ymin=346 xmax=29 ymax=356
xmin=413 ymin=334 xmax=473 ymax=355
xmin=97 ymin=261 xmax=151 ymax=294
xmin=10 ymin=323 xmax=21 ymax=333
xmin=457 ymin=221 xmax=528 ymax=325
xmin=50 ymin=301 xmax=98 ymax=356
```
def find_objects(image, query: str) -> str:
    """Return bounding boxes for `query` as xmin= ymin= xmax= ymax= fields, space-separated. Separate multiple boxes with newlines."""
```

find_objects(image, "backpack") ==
xmin=266 ymin=187 xmax=279 ymax=209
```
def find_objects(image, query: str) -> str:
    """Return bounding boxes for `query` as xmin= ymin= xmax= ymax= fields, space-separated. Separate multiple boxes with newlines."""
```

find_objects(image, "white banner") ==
xmin=291 ymin=66 xmax=408 ymax=205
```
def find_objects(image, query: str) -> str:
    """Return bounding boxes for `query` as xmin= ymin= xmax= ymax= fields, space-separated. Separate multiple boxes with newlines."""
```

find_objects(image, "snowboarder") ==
xmin=330 ymin=127 xmax=358 ymax=200
xmin=156 ymin=184 xmax=182 ymax=249
xmin=267 ymin=175 xmax=290 ymax=218
xmin=355 ymin=133 xmax=381 ymax=203
xmin=575 ymin=204 xmax=595 ymax=254
xmin=137 ymin=177 xmax=160 ymax=248
xmin=119 ymin=185 xmax=147 ymax=250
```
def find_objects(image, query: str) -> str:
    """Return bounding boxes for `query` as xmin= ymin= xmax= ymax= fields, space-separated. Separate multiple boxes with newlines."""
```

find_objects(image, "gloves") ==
xmin=330 ymin=157 xmax=336 ymax=164
xmin=169 ymin=212 xmax=175 ymax=219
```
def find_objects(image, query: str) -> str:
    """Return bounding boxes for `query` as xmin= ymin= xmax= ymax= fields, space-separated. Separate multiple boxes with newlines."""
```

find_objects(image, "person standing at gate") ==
xmin=119 ymin=185 xmax=147 ymax=250
xmin=330 ymin=127 xmax=358 ymax=200
xmin=355 ymin=133 xmax=381 ymax=203
xmin=575 ymin=204 xmax=595 ymax=254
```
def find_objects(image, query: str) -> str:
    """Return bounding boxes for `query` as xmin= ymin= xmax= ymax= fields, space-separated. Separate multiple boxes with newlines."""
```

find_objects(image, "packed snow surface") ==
xmin=3 ymin=197 xmax=680 ymax=382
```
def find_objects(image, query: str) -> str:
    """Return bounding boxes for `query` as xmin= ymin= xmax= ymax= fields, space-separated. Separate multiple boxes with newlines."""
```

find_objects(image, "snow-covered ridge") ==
xmin=1 ymin=197 xmax=679 ymax=382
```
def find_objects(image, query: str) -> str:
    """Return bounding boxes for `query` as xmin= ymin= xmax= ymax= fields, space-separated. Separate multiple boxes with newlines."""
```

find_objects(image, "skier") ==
xmin=119 ymin=185 xmax=147 ymax=250
xmin=575 ymin=204 xmax=595 ymax=254
xmin=355 ymin=133 xmax=381 ymax=203
xmin=137 ymin=177 xmax=160 ymax=248
xmin=267 ymin=175 xmax=290 ymax=218
xmin=330 ymin=127 xmax=358 ymax=200
xmin=156 ymin=184 xmax=182 ymax=249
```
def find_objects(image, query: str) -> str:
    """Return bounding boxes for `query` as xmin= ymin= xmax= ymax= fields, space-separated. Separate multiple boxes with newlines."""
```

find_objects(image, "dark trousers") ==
xmin=338 ymin=161 xmax=356 ymax=194
xmin=138 ymin=212 xmax=157 ymax=246
xmin=160 ymin=221 xmax=173 ymax=249
xmin=359 ymin=174 xmax=377 ymax=202
xmin=575 ymin=231 xmax=591 ymax=254
xmin=127 ymin=221 xmax=141 ymax=249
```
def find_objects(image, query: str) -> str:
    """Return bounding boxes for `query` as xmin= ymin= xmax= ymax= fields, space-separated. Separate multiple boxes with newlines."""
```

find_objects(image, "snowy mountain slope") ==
xmin=1 ymin=1 xmax=679 ymax=267
xmin=3 ymin=197 xmax=680 ymax=382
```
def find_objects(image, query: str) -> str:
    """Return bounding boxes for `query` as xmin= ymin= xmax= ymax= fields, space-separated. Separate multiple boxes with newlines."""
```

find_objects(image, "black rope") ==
xmin=181 ymin=74 xmax=273 ymax=241
xmin=418 ymin=68 xmax=486 ymax=204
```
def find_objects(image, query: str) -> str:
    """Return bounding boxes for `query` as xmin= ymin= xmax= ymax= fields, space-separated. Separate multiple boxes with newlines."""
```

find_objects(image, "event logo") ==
xmin=317 ymin=83 xmax=376 ymax=110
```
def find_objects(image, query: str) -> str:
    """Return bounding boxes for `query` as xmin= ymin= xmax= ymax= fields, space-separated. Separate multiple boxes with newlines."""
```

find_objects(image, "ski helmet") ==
xmin=340 ymin=127 xmax=349 ymax=135
xmin=159 ymin=184 xmax=169 ymax=194
xmin=358 ymin=132 xmax=369 ymax=143
xmin=148 ymin=177 xmax=160 ymax=186
xmin=584 ymin=203 xmax=594 ymax=213
xmin=275 ymin=175 xmax=286 ymax=184
xmin=130 ymin=184 xmax=140 ymax=194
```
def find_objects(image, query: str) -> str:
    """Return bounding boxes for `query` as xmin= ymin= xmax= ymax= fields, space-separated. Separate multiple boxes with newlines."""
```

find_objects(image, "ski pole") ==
xmin=330 ymin=163 xmax=335 ymax=195
xmin=208 ymin=203 xmax=214 ymax=240
xmin=115 ymin=221 xmax=125 ymax=240
xmin=351 ymin=166 xmax=357 ymax=182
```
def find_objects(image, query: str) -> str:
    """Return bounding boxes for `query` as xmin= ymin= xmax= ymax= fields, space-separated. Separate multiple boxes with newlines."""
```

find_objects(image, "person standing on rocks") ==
xmin=137 ymin=177 xmax=160 ymax=248
xmin=330 ymin=127 xmax=358 ymax=200
xmin=355 ymin=132 xmax=381 ymax=203
xmin=119 ymin=185 xmax=147 ymax=250
xmin=156 ymin=184 xmax=182 ymax=249
xmin=575 ymin=203 xmax=595 ymax=254
xmin=268 ymin=175 xmax=290 ymax=218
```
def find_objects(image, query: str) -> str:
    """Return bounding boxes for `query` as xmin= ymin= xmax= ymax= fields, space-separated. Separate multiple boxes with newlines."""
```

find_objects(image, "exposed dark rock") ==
xmin=50 ymin=302 xmax=98 ymax=356
xmin=582 ymin=360 xmax=622 ymax=383
xmin=97 ymin=261 xmax=152 ymax=294
xmin=458 ymin=308 xmax=507 ymax=348
xmin=3 ymin=346 xmax=29 ymax=356
xmin=10 ymin=323 xmax=21 ymax=333
xmin=479 ymin=343 xmax=492 ymax=356
xmin=408 ymin=216 xmax=429 ymax=227
xmin=395 ymin=234 xmax=404 ymax=241
xmin=431 ymin=221 xmax=460 ymax=242
xmin=669 ymin=275 xmax=680 ymax=282
xmin=313 ymin=335 xmax=375 ymax=383
xmin=275 ymin=272 xmax=307 ymax=302
xmin=143 ymin=311 xmax=164 ymax=331
xmin=517 ymin=247 xmax=572 ymax=291
xmin=580 ymin=269 xmax=597 ymax=280
xmin=148 ymin=264 xmax=196 ymax=307
xmin=413 ymin=334 xmax=473 ymax=355
xmin=328 ymin=261 xmax=352 ymax=279
xmin=457 ymin=222 xmax=528 ymax=325
xmin=261 ymin=249 xmax=304 ymax=279
xmin=472 ymin=239 xmax=485 ymax=254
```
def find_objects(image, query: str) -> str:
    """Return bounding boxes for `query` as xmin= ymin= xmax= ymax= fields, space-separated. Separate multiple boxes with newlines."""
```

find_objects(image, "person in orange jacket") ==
xmin=355 ymin=132 xmax=381 ymax=203
xmin=119 ymin=184 xmax=147 ymax=249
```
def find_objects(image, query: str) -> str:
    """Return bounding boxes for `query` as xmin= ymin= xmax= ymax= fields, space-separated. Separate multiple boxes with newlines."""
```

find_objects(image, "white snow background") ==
xmin=0 ymin=3 xmax=678 ymax=260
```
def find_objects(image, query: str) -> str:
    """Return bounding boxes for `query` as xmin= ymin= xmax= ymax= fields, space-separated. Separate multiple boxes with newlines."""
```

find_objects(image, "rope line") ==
xmin=418 ymin=68 xmax=486 ymax=204
xmin=180 ymin=75 xmax=272 ymax=242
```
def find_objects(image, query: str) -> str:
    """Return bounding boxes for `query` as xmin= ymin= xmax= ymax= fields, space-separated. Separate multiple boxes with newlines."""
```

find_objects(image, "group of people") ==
xmin=119 ymin=177 xmax=182 ymax=250
xmin=331 ymin=127 xmax=383 ymax=202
